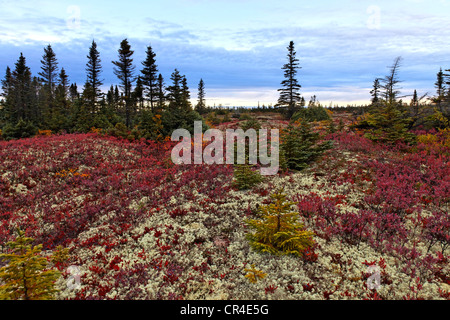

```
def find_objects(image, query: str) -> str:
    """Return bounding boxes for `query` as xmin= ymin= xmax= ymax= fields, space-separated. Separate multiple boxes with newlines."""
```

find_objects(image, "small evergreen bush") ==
xmin=233 ymin=163 xmax=263 ymax=190
xmin=1 ymin=118 xmax=37 ymax=140
xmin=281 ymin=120 xmax=333 ymax=171
xmin=0 ymin=230 xmax=61 ymax=300
xmin=291 ymin=106 xmax=331 ymax=122
xmin=246 ymin=190 xmax=315 ymax=257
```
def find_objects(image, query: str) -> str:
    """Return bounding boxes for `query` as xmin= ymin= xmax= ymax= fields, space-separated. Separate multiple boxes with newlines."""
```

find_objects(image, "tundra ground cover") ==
xmin=0 ymin=122 xmax=449 ymax=300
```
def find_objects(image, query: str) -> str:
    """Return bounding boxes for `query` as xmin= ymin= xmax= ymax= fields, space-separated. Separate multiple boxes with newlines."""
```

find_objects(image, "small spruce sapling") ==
xmin=244 ymin=264 xmax=267 ymax=284
xmin=246 ymin=189 xmax=315 ymax=257
xmin=0 ymin=229 xmax=61 ymax=300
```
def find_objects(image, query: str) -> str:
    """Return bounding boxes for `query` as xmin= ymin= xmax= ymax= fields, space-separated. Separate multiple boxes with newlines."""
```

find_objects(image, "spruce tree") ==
xmin=106 ymin=85 xmax=115 ymax=107
xmin=381 ymin=56 xmax=402 ymax=105
xmin=246 ymin=190 xmax=315 ymax=257
xmin=166 ymin=69 xmax=183 ymax=109
xmin=141 ymin=45 xmax=159 ymax=111
xmin=133 ymin=76 xmax=144 ymax=110
xmin=114 ymin=85 xmax=120 ymax=109
xmin=277 ymin=41 xmax=302 ymax=119
xmin=69 ymin=83 xmax=79 ymax=102
xmin=370 ymin=78 xmax=382 ymax=106
xmin=281 ymin=120 xmax=332 ymax=171
xmin=156 ymin=73 xmax=165 ymax=110
xmin=10 ymin=53 xmax=34 ymax=123
xmin=357 ymin=57 xmax=416 ymax=144
xmin=196 ymin=78 xmax=206 ymax=114
xmin=112 ymin=38 xmax=135 ymax=127
xmin=181 ymin=75 xmax=191 ymax=111
xmin=56 ymin=68 xmax=69 ymax=101
xmin=85 ymin=40 xmax=104 ymax=105
xmin=1 ymin=67 xmax=12 ymax=122
xmin=0 ymin=230 xmax=61 ymax=300
xmin=233 ymin=163 xmax=263 ymax=190
xmin=38 ymin=44 xmax=59 ymax=100
xmin=434 ymin=68 xmax=445 ymax=110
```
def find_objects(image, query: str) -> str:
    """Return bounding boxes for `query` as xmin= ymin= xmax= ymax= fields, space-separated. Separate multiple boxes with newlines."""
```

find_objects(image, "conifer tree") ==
xmin=357 ymin=57 xmax=416 ymax=144
xmin=85 ymin=40 xmax=104 ymax=105
xmin=411 ymin=90 xmax=418 ymax=111
xmin=1 ymin=67 xmax=12 ymax=122
xmin=233 ymin=163 xmax=263 ymax=190
xmin=434 ymin=68 xmax=445 ymax=111
xmin=141 ymin=45 xmax=159 ymax=111
xmin=196 ymin=78 xmax=206 ymax=114
xmin=69 ymin=83 xmax=79 ymax=102
xmin=133 ymin=76 xmax=144 ymax=110
xmin=112 ymin=38 xmax=135 ymax=127
xmin=246 ymin=189 xmax=315 ymax=257
xmin=9 ymin=53 xmax=34 ymax=123
xmin=166 ymin=69 xmax=183 ymax=109
xmin=277 ymin=41 xmax=302 ymax=119
xmin=156 ymin=73 xmax=165 ymax=110
xmin=181 ymin=75 xmax=191 ymax=110
xmin=0 ymin=230 xmax=61 ymax=300
xmin=281 ymin=120 xmax=332 ymax=171
xmin=59 ymin=68 xmax=69 ymax=98
xmin=106 ymin=85 xmax=115 ymax=107
xmin=1 ymin=67 xmax=12 ymax=98
xmin=370 ymin=78 xmax=382 ymax=106
xmin=381 ymin=56 xmax=402 ymax=105
xmin=38 ymin=44 xmax=59 ymax=100
xmin=48 ymin=68 xmax=70 ymax=131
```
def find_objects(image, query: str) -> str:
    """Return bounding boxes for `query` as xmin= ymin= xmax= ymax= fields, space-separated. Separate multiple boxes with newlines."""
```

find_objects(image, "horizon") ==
xmin=1 ymin=0 xmax=449 ymax=107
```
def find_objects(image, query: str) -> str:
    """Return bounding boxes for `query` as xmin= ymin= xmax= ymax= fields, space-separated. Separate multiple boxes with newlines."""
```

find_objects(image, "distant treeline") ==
xmin=0 ymin=40 xmax=449 ymax=141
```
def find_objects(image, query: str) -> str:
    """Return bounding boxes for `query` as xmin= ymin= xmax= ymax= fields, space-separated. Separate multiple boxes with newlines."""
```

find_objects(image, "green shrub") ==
xmin=1 ymin=119 xmax=37 ymax=140
xmin=292 ymin=106 xmax=331 ymax=122
xmin=281 ymin=120 xmax=332 ymax=171
xmin=240 ymin=118 xmax=262 ymax=131
xmin=233 ymin=164 xmax=263 ymax=190
xmin=239 ymin=113 xmax=253 ymax=121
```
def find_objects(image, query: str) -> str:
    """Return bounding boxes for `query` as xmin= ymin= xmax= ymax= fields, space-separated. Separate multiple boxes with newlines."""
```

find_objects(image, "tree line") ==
xmin=0 ymin=39 xmax=207 ymax=140
xmin=1 ymin=39 xmax=449 ymax=141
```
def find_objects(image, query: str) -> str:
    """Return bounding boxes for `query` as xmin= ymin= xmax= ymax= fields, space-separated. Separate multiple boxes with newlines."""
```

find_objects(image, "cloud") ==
xmin=0 ymin=0 xmax=448 ymax=105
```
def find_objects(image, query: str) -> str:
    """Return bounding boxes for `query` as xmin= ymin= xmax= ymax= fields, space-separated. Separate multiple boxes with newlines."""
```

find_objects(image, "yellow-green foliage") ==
xmin=244 ymin=264 xmax=267 ymax=284
xmin=246 ymin=189 xmax=315 ymax=257
xmin=0 ymin=230 xmax=61 ymax=300
xmin=51 ymin=245 xmax=70 ymax=270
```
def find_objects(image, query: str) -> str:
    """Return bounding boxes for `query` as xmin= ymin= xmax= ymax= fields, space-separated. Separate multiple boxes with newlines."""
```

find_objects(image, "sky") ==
xmin=0 ymin=0 xmax=449 ymax=107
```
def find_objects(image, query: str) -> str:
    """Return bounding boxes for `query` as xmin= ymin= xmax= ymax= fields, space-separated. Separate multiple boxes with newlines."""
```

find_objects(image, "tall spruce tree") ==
xmin=381 ymin=56 xmax=402 ymax=105
xmin=56 ymin=68 xmax=69 ymax=100
xmin=112 ymin=39 xmax=136 ymax=127
xmin=54 ymin=68 xmax=70 ymax=127
xmin=11 ymin=53 xmax=34 ymax=123
xmin=370 ymin=78 xmax=382 ymax=106
xmin=141 ymin=45 xmax=159 ymax=111
xmin=1 ymin=67 xmax=12 ymax=121
xmin=69 ymin=83 xmax=79 ymax=102
xmin=156 ymin=73 xmax=165 ymax=110
xmin=277 ymin=41 xmax=302 ymax=119
xmin=166 ymin=69 xmax=183 ymax=109
xmin=434 ymin=68 xmax=445 ymax=111
xmin=181 ymin=75 xmax=191 ymax=111
xmin=196 ymin=78 xmax=206 ymax=114
xmin=85 ymin=40 xmax=104 ymax=106
xmin=133 ymin=76 xmax=144 ymax=110
xmin=38 ymin=44 xmax=59 ymax=100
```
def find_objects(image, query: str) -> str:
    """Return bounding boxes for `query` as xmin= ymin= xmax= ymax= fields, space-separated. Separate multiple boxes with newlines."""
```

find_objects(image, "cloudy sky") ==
xmin=1 ymin=0 xmax=449 ymax=106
